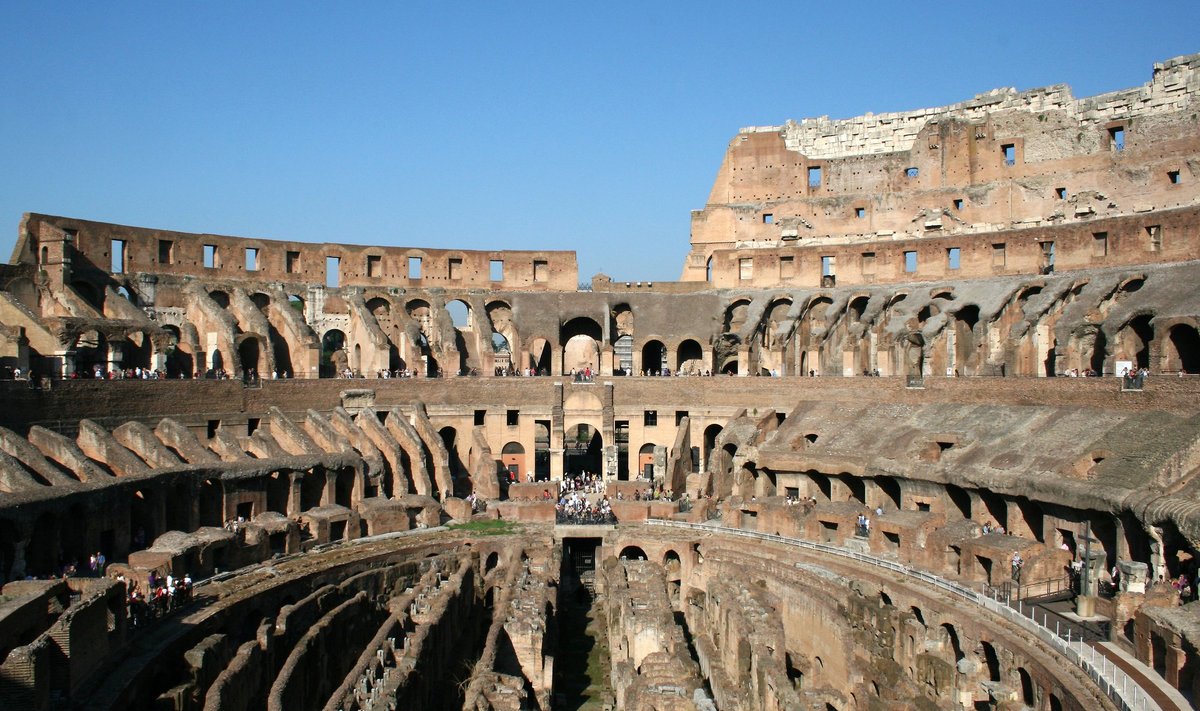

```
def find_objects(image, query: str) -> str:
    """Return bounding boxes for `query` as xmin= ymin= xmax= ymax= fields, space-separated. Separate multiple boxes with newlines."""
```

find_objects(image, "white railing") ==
xmin=645 ymin=519 xmax=1159 ymax=711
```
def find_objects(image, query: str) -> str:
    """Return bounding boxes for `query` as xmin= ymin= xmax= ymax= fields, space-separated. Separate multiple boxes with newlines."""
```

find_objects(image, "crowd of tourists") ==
xmin=493 ymin=366 xmax=550 ymax=377
xmin=555 ymin=490 xmax=615 ymax=525
xmin=614 ymin=485 xmax=674 ymax=502
xmin=123 ymin=570 xmax=194 ymax=631
xmin=563 ymin=472 xmax=604 ymax=495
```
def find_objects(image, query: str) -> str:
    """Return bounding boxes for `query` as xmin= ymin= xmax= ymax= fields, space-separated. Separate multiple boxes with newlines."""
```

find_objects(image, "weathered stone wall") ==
xmin=16 ymin=214 xmax=579 ymax=292
xmin=684 ymin=54 xmax=1200 ymax=284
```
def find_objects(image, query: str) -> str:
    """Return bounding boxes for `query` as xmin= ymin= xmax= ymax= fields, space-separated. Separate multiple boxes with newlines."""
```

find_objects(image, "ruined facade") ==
xmin=2 ymin=54 xmax=1200 ymax=710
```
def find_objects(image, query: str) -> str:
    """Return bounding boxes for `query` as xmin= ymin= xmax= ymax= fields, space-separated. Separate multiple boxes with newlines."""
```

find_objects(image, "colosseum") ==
xmin=1 ymin=54 xmax=1199 ymax=711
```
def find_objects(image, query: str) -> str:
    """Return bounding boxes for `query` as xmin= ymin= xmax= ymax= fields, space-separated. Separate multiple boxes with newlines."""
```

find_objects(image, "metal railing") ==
xmin=645 ymin=519 xmax=1158 ymax=711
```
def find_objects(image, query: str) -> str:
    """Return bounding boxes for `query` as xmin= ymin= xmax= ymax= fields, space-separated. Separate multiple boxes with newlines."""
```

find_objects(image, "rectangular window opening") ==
xmin=807 ymin=166 xmax=822 ymax=188
xmin=1109 ymin=126 xmax=1125 ymax=152
xmin=533 ymin=259 xmax=548 ymax=282
xmin=408 ymin=256 xmax=422 ymax=280
xmin=111 ymin=240 xmax=126 ymax=273
xmin=1041 ymin=241 xmax=1056 ymax=273
xmin=644 ymin=410 xmax=658 ymax=427
xmin=286 ymin=251 xmax=300 ymax=274
xmin=762 ymin=213 xmax=774 ymax=224
xmin=904 ymin=250 xmax=918 ymax=273
xmin=204 ymin=244 xmax=218 ymax=269
xmin=992 ymin=243 xmax=1007 ymax=268
xmin=675 ymin=410 xmax=688 ymax=426
xmin=821 ymin=255 xmax=835 ymax=277
xmin=207 ymin=420 xmax=220 ymax=439
xmin=1055 ymin=187 xmax=1067 ymax=200
xmin=1146 ymin=225 xmax=1162 ymax=251
xmin=245 ymin=247 xmax=258 ymax=272
xmin=1168 ymin=170 xmax=1181 ymax=185
xmin=158 ymin=240 xmax=174 ymax=265
xmin=947 ymin=247 xmax=961 ymax=270
xmin=367 ymin=255 xmax=382 ymax=278
xmin=448 ymin=257 xmax=462 ymax=280
xmin=739 ymin=258 xmax=753 ymax=281
xmin=325 ymin=256 xmax=340 ymax=288
xmin=1002 ymin=144 xmax=1016 ymax=166
xmin=1092 ymin=232 xmax=1108 ymax=258
xmin=490 ymin=259 xmax=504 ymax=281
xmin=474 ymin=410 xmax=486 ymax=426
xmin=506 ymin=409 xmax=519 ymax=427
xmin=905 ymin=167 xmax=919 ymax=178
xmin=953 ymin=198 xmax=964 ymax=211
xmin=247 ymin=417 xmax=260 ymax=436
xmin=854 ymin=207 xmax=865 ymax=219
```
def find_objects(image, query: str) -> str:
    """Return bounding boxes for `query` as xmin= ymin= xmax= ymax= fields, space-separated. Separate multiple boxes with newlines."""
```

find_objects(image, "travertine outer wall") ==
xmin=684 ymin=54 xmax=1200 ymax=284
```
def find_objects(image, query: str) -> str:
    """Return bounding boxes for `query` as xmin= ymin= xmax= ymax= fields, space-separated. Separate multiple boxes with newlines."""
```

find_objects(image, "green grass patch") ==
xmin=447 ymin=519 xmax=521 ymax=536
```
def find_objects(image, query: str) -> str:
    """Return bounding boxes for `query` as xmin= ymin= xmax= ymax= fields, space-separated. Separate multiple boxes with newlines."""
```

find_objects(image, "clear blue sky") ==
xmin=1 ymin=2 xmax=1196 ymax=282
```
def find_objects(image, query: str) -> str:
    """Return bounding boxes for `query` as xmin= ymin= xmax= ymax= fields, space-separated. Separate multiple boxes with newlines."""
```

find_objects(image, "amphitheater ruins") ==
xmin=1 ymin=53 xmax=1199 ymax=711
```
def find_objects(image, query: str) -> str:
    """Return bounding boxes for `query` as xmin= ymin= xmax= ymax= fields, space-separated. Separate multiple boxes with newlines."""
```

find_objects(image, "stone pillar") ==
xmin=600 ymin=345 xmax=614 ymax=376
xmin=737 ymin=345 xmax=751 ymax=376
xmin=966 ymin=491 xmax=983 ymax=522
xmin=107 ymin=340 xmax=124 ymax=373
xmin=653 ymin=445 xmax=668 ymax=485
xmin=603 ymin=445 xmax=618 ymax=480
xmin=1114 ymin=517 xmax=1130 ymax=562
xmin=1007 ymin=507 xmax=1035 ymax=541
xmin=551 ymin=382 xmax=564 ymax=481
xmin=550 ymin=448 xmax=564 ymax=482
xmin=288 ymin=471 xmax=303 ymax=517
xmin=59 ymin=348 xmax=76 ymax=378
xmin=1118 ymin=560 xmax=1148 ymax=593
xmin=443 ymin=348 xmax=460 ymax=377
xmin=323 ymin=468 xmax=336 ymax=508
xmin=1035 ymin=323 xmax=1051 ymax=378
xmin=863 ymin=479 xmax=880 ymax=509
xmin=1168 ymin=638 xmax=1185 ymax=688
xmin=702 ymin=346 xmax=714 ymax=374
xmin=601 ymin=382 xmax=615 ymax=448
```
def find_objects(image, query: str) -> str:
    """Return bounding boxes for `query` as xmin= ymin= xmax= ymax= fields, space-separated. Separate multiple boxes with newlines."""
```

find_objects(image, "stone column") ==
xmin=107 ymin=340 xmax=124 ymax=373
xmin=325 ymin=468 xmax=340 ymax=507
xmin=550 ymin=448 xmax=564 ymax=482
xmin=444 ymin=348 xmax=460 ymax=377
xmin=603 ymin=445 xmax=618 ymax=480
xmin=653 ymin=445 xmax=668 ymax=485
xmin=1114 ymin=517 xmax=1130 ymax=563
xmin=601 ymin=382 xmax=615 ymax=450
xmin=551 ymin=382 xmax=564 ymax=481
xmin=288 ymin=471 xmax=304 ymax=517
